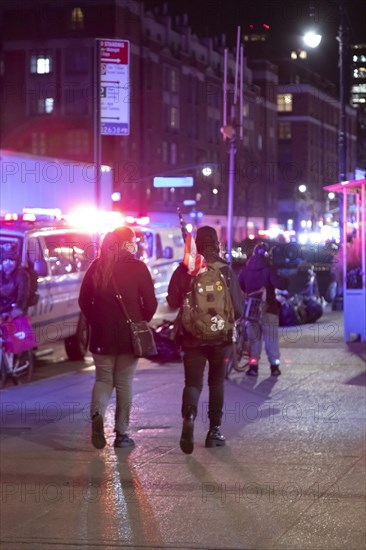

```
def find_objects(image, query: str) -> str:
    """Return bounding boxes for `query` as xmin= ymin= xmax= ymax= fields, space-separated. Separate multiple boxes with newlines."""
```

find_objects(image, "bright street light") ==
xmin=299 ymin=184 xmax=307 ymax=193
xmin=202 ymin=166 xmax=213 ymax=177
xmin=303 ymin=31 xmax=322 ymax=48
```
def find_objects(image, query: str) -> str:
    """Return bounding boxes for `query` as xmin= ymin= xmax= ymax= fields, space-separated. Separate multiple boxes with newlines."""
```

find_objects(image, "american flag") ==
xmin=183 ymin=232 xmax=207 ymax=276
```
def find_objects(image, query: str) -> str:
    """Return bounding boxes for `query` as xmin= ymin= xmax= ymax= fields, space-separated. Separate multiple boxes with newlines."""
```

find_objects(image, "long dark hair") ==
xmin=92 ymin=226 xmax=135 ymax=289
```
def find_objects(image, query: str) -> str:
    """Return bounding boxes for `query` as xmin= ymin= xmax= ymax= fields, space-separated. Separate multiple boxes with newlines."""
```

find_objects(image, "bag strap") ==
xmin=111 ymin=274 xmax=132 ymax=324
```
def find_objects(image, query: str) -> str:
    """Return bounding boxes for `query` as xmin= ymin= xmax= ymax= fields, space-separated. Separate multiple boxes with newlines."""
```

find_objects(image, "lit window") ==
xmin=45 ymin=98 xmax=54 ymax=114
xmin=30 ymin=53 xmax=52 ymax=74
xmin=353 ymin=67 xmax=366 ymax=79
xmin=277 ymin=93 xmax=293 ymax=112
xmin=37 ymin=98 xmax=54 ymax=114
xmin=170 ymin=107 xmax=179 ymax=129
xmin=71 ymin=7 xmax=84 ymax=30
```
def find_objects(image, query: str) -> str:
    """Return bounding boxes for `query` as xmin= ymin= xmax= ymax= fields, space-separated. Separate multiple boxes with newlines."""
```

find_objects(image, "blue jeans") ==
xmin=91 ymin=353 xmax=138 ymax=434
xmin=181 ymin=343 xmax=230 ymax=427
xmin=245 ymin=311 xmax=280 ymax=365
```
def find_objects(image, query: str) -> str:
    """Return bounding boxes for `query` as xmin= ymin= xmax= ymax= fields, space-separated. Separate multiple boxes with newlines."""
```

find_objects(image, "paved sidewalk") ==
xmin=0 ymin=309 xmax=365 ymax=550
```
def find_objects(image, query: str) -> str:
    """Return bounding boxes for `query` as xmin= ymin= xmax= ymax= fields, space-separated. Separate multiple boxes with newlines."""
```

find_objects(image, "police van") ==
xmin=0 ymin=212 xmax=97 ymax=360
xmin=133 ymin=223 xmax=184 ymax=320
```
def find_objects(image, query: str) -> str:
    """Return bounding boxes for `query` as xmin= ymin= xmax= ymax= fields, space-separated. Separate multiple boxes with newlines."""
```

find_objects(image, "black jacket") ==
xmin=0 ymin=268 xmax=30 ymax=314
xmin=238 ymin=255 xmax=288 ymax=315
xmin=167 ymin=257 xmax=244 ymax=347
xmin=79 ymin=252 xmax=158 ymax=355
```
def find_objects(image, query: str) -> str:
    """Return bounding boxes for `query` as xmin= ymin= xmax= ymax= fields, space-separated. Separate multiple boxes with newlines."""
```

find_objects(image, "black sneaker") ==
xmin=114 ymin=433 xmax=135 ymax=448
xmin=91 ymin=413 xmax=106 ymax=449
xmin=180 ymin=416 xmax=194 ymax=454
xmin=205 ymin=426 xmax=226 ymax=448
xmin=270 ymin=364 xmax=281 ymax=376
xmin=246 ymin=364 xmax=258 ymax=376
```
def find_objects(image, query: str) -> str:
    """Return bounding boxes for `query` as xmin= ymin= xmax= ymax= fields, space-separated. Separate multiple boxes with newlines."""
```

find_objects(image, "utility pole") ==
xmin=337 ymin=0 xmax=347 ymax=246
xmin=221 ymin=27 xmax=243 ymax=265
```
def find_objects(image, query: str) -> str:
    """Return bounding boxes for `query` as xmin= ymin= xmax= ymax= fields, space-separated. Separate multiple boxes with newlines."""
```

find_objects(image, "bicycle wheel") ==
xmin=12 ymin=350 xmax=34 ymax=385
xmin=232 ymin=328 xmax=250 ymax=373
xmin=0 ymin=353 xmax=8 ymax=389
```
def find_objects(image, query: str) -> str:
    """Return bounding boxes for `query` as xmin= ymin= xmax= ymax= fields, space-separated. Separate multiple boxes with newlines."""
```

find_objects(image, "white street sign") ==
xmin=99 ymin=39 xmax=130 ymax=136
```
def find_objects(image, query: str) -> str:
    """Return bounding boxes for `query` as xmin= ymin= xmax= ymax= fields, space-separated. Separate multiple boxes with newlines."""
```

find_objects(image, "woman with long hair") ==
xmin=79 ymin=226 xmax=157 ymax=449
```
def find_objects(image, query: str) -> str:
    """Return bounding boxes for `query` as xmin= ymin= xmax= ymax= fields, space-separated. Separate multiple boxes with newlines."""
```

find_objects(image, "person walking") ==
xmin=238 ymin=241 xmax=288 ymax=377
xmin=79 ymin=227 xmax=157 ymax=450
xmin=0 ymin=243 xmax=30 ymax=319
xmin=167 ymin=226 xmax=243 ymax=454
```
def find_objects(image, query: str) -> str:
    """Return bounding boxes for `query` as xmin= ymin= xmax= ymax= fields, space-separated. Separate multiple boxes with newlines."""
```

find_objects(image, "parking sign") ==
xmin=99 ymin=39 xmax=130 ymax=136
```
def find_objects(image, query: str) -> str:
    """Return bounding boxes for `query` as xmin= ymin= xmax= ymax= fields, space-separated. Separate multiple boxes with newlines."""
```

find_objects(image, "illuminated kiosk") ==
xmin=323 ymin=178 xmax=366 ymax=341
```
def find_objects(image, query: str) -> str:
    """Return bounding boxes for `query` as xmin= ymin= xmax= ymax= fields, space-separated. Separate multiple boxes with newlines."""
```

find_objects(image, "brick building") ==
xmin=276 ymin=60 xmax=357 ymax=231
xmin=0 ymin=0 xmax=358 ymax=238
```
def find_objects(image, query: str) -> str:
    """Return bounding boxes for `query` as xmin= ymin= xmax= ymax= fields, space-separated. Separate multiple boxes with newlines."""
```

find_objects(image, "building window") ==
xmin=66 ymin=130 xmax=89 ymax=156
xmin=38 ymin=97 xmax=54 ymax=114
xmin=31 ymin=132 xmax=46 ymax=155
xmin=71 ymin=7 xmax=84 ymax=30
xmin=353 ymin=67 xmax=366 ymax=79
xmin=64 ymin=48 xmax=89 ymax=75
xmin=277 ymin=93 xmax=293 ymax=112
xmin=170 ymin=107 xmax=179 ymax=129
xmin=162 ymin=141 xmax=168 ymax=163
xmin=171 ymin=69 xmax=178 ymax=93
xmin=278 ymin=122 xmax=292 ymax=140
xmin=30 ymin=53 xmax=52 ymax=74
xmin=170 ymin=143 xmax=177 ymax=165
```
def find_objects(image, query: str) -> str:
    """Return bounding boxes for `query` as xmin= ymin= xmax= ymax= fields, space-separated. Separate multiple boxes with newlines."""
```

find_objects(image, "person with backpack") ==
xmin=0 ymin=243 xmax=31 ymax=319
xmin=238 ymin=241 xmax=288 ymax=377
xmin=167 ymin=226 xmax=243 ymax=454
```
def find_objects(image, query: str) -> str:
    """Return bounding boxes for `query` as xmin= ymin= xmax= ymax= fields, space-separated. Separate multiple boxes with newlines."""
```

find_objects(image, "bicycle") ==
xmin=225 ymin=289 xmax=268 ymax=378
xmin=225 ymin=317 xmax=251 ymax=378
xmin=0 ymin=317 xmax=35 ymax=389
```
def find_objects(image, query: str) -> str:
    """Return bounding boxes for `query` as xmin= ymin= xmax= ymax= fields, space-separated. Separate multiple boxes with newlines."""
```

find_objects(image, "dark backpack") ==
xmin=181 ymin=261 xmax=235 ymax=342
xmin=24 ymin=266 xmax=39 ymax=308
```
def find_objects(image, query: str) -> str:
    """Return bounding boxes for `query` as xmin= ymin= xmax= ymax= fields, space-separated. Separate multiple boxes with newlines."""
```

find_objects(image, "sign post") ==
xmin=94 ymin=38 xmax=130 ymax=215
xmin=99 ymin=39 xmax=130 ymax=136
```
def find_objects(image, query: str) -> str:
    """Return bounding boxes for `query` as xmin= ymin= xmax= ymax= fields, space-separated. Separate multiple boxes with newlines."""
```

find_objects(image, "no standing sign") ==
xmin=99 ymin=39 xmax=130 ymax=136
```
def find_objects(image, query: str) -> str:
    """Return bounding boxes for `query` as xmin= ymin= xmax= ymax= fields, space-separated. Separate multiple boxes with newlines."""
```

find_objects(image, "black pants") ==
xmin=181 ymin=343 xmax=230 ymax=427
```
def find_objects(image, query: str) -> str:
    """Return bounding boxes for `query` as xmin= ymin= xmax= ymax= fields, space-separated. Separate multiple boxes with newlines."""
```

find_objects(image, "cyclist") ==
xmin=0 ymin=243 xmax=30 ymax=319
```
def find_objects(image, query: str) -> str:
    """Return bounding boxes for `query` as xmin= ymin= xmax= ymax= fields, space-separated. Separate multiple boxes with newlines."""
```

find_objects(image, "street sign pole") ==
xmin=94 ymin=39 xmax=102 ymax=211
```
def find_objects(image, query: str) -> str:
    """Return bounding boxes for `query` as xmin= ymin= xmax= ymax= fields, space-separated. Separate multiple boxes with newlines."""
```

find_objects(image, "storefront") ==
xmin=323 ymin=178 xmax=366 ymax=341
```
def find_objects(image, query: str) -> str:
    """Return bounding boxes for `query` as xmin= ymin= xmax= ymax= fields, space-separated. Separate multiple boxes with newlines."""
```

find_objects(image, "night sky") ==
xmin=144 ymin=0 xmax=366 ymax=85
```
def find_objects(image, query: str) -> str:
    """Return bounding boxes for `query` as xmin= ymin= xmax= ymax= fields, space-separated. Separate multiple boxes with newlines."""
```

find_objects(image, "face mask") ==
xmin=125 ymin=242 xmax=137 ymax=255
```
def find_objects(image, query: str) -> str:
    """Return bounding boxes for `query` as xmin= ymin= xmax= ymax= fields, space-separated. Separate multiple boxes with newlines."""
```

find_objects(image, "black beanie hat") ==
xmin=196 ymin=226 xmax=219 ymax=254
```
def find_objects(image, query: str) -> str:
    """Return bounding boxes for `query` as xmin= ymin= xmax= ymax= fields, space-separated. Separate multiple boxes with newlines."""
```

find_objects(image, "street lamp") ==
xmin=303 ymin=1 xmax=347 ymax=244
xmin=303 ymin=31 xmax=322 ymax=49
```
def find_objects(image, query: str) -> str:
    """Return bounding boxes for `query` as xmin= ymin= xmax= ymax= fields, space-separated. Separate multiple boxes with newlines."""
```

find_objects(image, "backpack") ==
xmin=24 ymin=266 xmax=39 ymax=308
xmin=181 ymin=262 xmax=235 ymax=342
